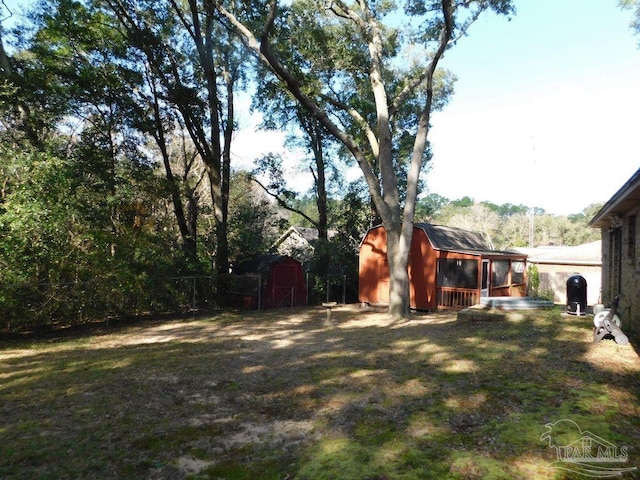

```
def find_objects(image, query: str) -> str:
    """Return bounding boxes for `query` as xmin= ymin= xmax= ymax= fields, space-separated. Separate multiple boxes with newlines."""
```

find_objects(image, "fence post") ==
xmin=343 ymin=274 xmax=347 ymax=304
xmin=257 ymin=274 xmax=261 ymax=311
xmin=192 ymin=277 xmax=197 ymax=312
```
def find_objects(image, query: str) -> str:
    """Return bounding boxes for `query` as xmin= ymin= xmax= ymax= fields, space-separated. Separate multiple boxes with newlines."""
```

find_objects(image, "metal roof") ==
xmin=414 ymin=223 xmax=487 ymax=252
xmin=414 ymin=223 xmax=525 ymax=258
xmin=362 ymin=223 xmax=525 ymax=258
xmin=271 ymin=226 xmax=338 ymax=249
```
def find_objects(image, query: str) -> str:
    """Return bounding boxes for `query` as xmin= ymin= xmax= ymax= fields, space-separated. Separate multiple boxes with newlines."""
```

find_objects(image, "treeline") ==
xmin=415 ymin=194 xmax=602 ymax=250
xmin=288 ymin=193 xmax=601 ymax=251
xmin=0 ymin=1 xmax=599 ymax=332
xmin=0 ymin=0 xmax=378 ymax=332
xmin=0 ymin=148 xmax=370 ymax=331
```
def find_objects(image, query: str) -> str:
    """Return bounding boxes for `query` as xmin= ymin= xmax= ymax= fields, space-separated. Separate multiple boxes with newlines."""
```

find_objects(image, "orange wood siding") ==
xmin=358 ymin=226 xmax=387 ymax=305
xmin=359 ymin=225 xmax=438 ymax=309
xmin=409 ymin=227 xmax=437 ymax=309
xmin=358 ymin=225 xmax=526 ymax=310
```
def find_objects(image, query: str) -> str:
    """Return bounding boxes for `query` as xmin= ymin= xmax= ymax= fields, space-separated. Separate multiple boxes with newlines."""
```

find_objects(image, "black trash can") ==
xmin=566 ymin=274 xmax=587 ymax=316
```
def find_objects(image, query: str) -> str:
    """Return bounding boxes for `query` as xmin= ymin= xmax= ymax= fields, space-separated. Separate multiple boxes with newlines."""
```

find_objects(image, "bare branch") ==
xmin=318 ymin=93 xmax=379 ymax=161
xmin=261 ymin=0 xmax=279 ymax=42
xmin=214 ymin=2 xmax=388 ymax=218
xmin=251 ymin=176 xmax=319 ymax=228
xmin=328 ymin=0 xmax=367 ymax=29
xmin=402 ymin=0 xmax=454 ymax=227
xmin=0 ymin=0 xmax=12 ymax=22
xmin=391 ymin=1 xmax=455 ymax=116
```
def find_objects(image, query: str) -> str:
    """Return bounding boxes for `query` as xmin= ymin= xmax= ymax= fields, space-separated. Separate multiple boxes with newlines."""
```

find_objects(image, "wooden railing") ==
xmin=491 ymin=286 xmax=511 ymax=297
xmin=491 ymin=284 xmax=526 ymax=297
xmin=436 ymin=287 xmax=479 ymax=309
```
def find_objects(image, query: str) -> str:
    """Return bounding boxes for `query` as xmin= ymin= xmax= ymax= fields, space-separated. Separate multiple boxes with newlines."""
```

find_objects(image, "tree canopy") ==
xmin=621 ymin=0 xmax=640 ymax=42
xmin=214 ymin=0 xmax=515 ymax=317
xmin=0 ymin=0 xmax=605 ymax=332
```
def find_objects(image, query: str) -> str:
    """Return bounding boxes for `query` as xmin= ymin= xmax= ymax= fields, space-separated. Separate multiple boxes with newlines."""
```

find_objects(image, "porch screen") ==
xmin=437 ymin=259 xmax=478 ymax=289
xmin=512 ymin=261 xmax=525 ymax=284
xmin=492 ymin=260 xmax=509 ymax=287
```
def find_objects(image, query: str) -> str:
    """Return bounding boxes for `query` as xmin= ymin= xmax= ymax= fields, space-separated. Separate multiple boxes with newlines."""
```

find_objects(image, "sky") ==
xmin=233 ymin=0 xmax=640 ymax=216
xmin=425 ymin=0 xmax=640 ymax=215
xmin=3 ymin=0 xmax=639 ymax=216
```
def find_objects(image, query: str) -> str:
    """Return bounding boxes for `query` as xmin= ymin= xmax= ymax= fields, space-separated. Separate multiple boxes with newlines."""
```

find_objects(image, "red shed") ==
xmin=234 ymin=254 xmax=307 ymax=308
xmin=359 ymin=223 xmax=528 ymax=310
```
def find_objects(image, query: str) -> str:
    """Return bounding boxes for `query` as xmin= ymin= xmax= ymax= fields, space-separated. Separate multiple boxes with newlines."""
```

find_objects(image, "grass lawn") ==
xmin=1 ymin=305 xmax=639 ymax=479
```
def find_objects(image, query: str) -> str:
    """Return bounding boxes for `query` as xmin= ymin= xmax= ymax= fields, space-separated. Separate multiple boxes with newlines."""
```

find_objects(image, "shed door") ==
xmin=481 ymin=260 xmax=490 ymax=297
xmin=273 ymin=264 xmax=297 ymax=307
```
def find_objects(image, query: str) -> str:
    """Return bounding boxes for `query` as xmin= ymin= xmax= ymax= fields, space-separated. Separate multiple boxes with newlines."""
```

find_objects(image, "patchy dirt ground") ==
xmin=1 ymin=305 xmax=639 ymax=479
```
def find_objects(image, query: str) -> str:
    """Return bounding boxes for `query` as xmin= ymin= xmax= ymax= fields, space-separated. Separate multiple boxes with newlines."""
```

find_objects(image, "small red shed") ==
xmin=234 ymin=254 xmax=307 ymax=308
xmin=359 ymin=223 xmax=528 ymax=310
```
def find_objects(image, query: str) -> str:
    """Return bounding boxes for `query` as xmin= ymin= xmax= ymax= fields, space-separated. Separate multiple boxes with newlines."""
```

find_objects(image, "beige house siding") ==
xmin=514 ymin=242 xmax=601 ymax=305
xmin=537 ymin=265 xmax=601 ymax=306
xmin=590 ymin=167 xmax=640 ymax=342
xmin=600 ymin=214 xmax=640 ymax=340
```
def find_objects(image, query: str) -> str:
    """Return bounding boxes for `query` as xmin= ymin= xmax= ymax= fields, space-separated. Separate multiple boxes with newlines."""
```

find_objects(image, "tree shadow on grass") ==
xmin=0 ymin=306 xmax=638 ymax=479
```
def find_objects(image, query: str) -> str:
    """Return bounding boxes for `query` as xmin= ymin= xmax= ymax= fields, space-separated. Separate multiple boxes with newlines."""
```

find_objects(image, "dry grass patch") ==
xmin=1 ymin=306 xmax=639 ymax=479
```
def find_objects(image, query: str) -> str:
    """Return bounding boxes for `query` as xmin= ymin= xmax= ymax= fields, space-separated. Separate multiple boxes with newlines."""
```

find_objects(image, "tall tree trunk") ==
xmin=386 ymin=226 xmax=412 ymax=317
xmin=215 ymin=0 xmax=456 ymax=318
xmin=186 ymin=193 xmax=198 ymax=260
xmin=170 ymin=0 xmax=237 ymax=298
xmin=214 ymin=60 xmax=235 ymax=297
xmin=300 ymin=115 xmax=331 ymax=293
xmin=148 ymin=74 xmax=197 ymax=262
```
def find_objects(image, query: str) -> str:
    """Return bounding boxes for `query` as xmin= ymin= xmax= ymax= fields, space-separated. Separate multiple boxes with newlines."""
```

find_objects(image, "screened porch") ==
xmin=435 ymin=256 xmax=527 ymax=309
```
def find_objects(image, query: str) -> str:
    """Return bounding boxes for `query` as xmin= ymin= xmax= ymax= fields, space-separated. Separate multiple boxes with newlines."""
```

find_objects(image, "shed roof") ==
xmin=272 ymin=226 xmax=338 ymax=250
xmin=233 ymin=254 xmax=296 ymax=275
xmin=364 ymin=223 xmax=525 ymax=258
xmin=415 ymin=223 xmax=488 ymax=252
xmin=589 ymin=167 xmax=640 ymax=228
xmin=416 ymin=223 xmax=524 ymax=258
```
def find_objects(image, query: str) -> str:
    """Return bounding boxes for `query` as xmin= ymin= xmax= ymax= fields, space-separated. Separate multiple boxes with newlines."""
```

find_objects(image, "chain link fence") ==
xmin=228 ymin=272 xmax=353 ymax=310
xmin=0 ymin=276 xmax=215 ymax=333
xmin=1 ymin=273 xmax=357 ymax=334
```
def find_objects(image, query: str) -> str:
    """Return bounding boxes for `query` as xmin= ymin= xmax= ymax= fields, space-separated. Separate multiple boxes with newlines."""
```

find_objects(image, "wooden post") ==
xmin=326 ymin=279 xmax=330 ymax=303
